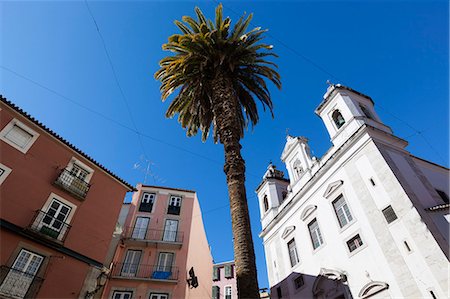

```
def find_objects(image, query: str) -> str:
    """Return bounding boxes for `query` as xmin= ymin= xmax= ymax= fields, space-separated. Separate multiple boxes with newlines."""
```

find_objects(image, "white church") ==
xmin=256 ymin=84 xmax=449 ymax=299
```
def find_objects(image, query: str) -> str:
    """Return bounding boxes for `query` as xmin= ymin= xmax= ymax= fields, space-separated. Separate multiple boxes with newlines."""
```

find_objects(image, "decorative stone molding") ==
xmin=300 ymin=205 xmax=317 ymax=221
xmin=281 ymin=226 xmax=295 ymax=239
xmin=358 ymin=281 xmax=389 ymax=298
xmin=323 ymin=180 xmax=344 ymax=198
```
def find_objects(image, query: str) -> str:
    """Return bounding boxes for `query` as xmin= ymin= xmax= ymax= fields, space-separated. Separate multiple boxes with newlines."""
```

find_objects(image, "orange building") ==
xmin=0 ymin=96 xmax=134 ymax=298
xmin=103 ymin=184 xmax=212 ymax=299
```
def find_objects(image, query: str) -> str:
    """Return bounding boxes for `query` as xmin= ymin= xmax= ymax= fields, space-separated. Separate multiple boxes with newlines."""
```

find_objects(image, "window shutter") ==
xmin=224 ymin=265 xmax=232 ymax=278
xmin=212 ymin=286 xmax=220 ymax=299
xmin=212 ymin=267 xmax=219 ymax=281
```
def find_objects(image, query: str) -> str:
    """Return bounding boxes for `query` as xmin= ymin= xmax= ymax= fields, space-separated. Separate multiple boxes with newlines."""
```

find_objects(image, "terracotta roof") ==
xmin=0 ymin=95 xmax=135 ymax=191
xmin=425 ymin=203 xmax=450 ymax=212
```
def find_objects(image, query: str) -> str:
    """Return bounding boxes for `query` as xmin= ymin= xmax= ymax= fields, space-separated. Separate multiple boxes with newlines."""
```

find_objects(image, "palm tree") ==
xmin=155 ymin=4 xmax=281 ymax=298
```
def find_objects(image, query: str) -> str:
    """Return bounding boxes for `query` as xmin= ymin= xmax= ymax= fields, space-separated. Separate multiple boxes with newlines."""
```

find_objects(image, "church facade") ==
xmin=257 ymin=85 xmax=449 ymax=299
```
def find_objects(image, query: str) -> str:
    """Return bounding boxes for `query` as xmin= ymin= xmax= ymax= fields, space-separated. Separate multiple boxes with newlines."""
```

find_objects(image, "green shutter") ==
xmin=212 ymin=267 xmax=219 ymax=281
xmin=224 ymin=265 xmax=232 ymax=278
xmin=212 ymin=286 xmax=220 ymax=299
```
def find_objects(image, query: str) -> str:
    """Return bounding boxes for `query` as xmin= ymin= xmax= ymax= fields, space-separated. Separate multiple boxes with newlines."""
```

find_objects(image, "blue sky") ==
xmin=1 ymin=0 xmax=448 ymax=290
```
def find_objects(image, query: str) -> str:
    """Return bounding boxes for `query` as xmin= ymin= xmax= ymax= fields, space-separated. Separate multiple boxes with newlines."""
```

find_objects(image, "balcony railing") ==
xmin=111 ymin=263 xmax=178 ymax=281
xmin=0 ymin=265 xmax=44 ymax=299
xmin=124 ymin=227 xmax=183 ymax=243
xmin=54 ymin=169 xmax=91 ymax=199
xmin=29 ymin=210 xmax=71 ymax=242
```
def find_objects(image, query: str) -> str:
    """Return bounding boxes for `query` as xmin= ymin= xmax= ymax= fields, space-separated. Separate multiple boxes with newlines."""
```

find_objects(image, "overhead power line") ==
xmin=84 ymin=0 xmax=149 ymax=161
xmin=213 ymin=0 xmax=446 ymax=164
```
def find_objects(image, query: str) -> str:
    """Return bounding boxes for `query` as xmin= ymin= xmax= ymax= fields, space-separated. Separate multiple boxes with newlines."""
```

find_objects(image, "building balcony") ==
xmin=28 ymin=210 xmax=71 ymax=243
xmin=123 ymin=227 xmax=183 ymax=248
xmin=0 ymin=265 xmax=44 ymax=299
xmin=54 ymin=168 xmax=90 ymax=199
xmin=111 ymin=263 xmax=178 ymax=282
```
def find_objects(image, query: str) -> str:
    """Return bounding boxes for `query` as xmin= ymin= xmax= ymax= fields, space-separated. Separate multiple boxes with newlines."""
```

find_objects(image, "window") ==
xmin=40 ymin=199 xmax=71 ymax=237
xmin=332 ymin=195 xmax=353 ymax=228
xmin=121 ymin=250 xmax=141 ymax=277
xmin=163 ymin=219 xmax=179 ymax=242
xmin=149 ymin=294 xmax=168 ymax=299
xmin=0 ymin=162 xmax=12 ymax=185
xmin=287 ymin=239 xmax=300 ymax=267
xmin=30 ymin=193 xmax=76 ymax=241
xmin=167 ymin=196 xmax=182 ymax=215
xmin=224 ymin=265 xmax=233 ymax=278
xmin=212 ymin=286 xmax=220 ymax=299
xmin=225 ymin=286 xmax=232 ymax=299
xmin=212 ymin=266 xmax=220 ymax=281
xmin=382 ymin=205 xmax=398 ymax=224
xmin=0 ymin=119 xmax=39 ymax=153
xmin=293 ymin=159 xmax=303 ymax=180
xmin=308 ymin=219 xmax=324 ymax=250
xmin=113 ymin=291 xmax=133 ymax=299
xmin=332 ymin=110 xmax=345 ymax=129
xmin=294 ymin=275 xmax=304 ymax=289
xmin=139 ymin=192 xmax=155 ymax=212
xmin=346 ymin=234 xmax=364 ymax=252
xmin=131 ymin=217 xmax=149 ymax=239
xmin=436 ymin=189 xmax=449 ymax=204
xmin=263 ymin=195 xmax=269 ymax=212
xmin=0 ymin=249 xmax=44 ymax=298
xmin=155 ymin=252 xmax=174 ymax=277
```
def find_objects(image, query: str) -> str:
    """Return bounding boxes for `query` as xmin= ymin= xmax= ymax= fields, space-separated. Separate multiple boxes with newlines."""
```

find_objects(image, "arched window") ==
xmin=263 ymin=195 xmax=269 ymax=212
xmin=293 ymin=159 xmax=303 ymax=180
xmin=332 ymin=110 xmax=345 ymax=129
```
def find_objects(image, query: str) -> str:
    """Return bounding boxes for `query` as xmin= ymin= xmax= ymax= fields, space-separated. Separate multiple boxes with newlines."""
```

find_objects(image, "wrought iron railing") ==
xmin=124 ymin=227 xmax=183 ymax=243
xmin=111 ymin=263 xmax=178 ymax=281
xmin=0 ymin=265 xmax=44 ymax=298
xmin=29 ymin=210 xmax=71 ymax=242
xmin=54 ymin=168 xmax=91 ymax=199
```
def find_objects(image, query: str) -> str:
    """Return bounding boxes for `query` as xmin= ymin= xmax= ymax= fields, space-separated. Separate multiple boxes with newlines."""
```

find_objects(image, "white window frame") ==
xmin=34 ymin=193 xmax=77 ymax=241
xmin=162 ymin=219 xmax=179 ymax=242
xmin=156 ymin=252 xmax=174 ymax=272
xmin=66 ymin=157 xmax=94 ymax=183
xmin=287 ymin=238 xmax=300 ymax=267
xmin=111 ymin=289 xmax=134 ymax=299
xmin=169 ymin=195 xmax=182 ymax=207
xmin=0 ymin=162 xmax=12 ymax=185
xmin=308 ymin=218 xmax=324 ymax=251
xmin=0 ymin=119 xmax=39 ymax=153
xmin=132 ymin=217 xmax=150 ymax=239
xmin=344 ymin=231 xmax=367 ymax=257
xmin=139 ymin=192 xmax=156 ymax=212
xmin=0 ymin=249 xmax=44 ymax=298
xmin=224 ymin=285 xmax=232 ymax=299
xmin=332 ymin=194 xmax=354 ymax=229
xmin=149 ymin=293 xmax=169 ymax=299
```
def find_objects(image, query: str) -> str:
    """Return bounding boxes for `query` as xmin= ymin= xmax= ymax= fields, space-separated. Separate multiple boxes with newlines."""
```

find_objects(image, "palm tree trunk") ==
xmin=210 ymin=72 xmax=260 ymax=299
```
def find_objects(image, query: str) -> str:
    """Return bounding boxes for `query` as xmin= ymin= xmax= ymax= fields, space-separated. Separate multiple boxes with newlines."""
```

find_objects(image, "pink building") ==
xmin=103 ymin=184 xmax=212 ymax=299
xmin=0 ymin=96 xmax=134 ymax=298
xmin=212 ymin=261 xmax=237 ymax=299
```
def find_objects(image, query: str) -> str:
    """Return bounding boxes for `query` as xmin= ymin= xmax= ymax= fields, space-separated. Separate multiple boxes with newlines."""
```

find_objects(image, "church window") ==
xmin=293 ymin=159 xmax=303 ymax=180
xmin=263 ymin=195 xmax=269 ymax=212
xmin=346 ymin=234 xmax=363 ymax=252
xmin=382 ymin=205 xmax=398 ymax=224
xmin=332 ymin=110 xmax=345 ymax=129
xmin=287 ymin=238 xmax=299 ymax=267
xmin=332 ymin=195 xmax=353 ymax=228
xmin=308 ymin=219 xmax=324 ymax=250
